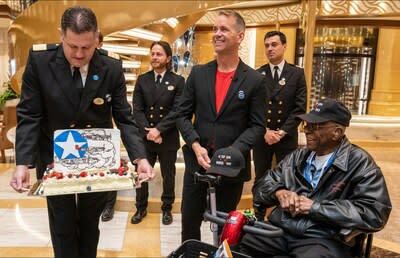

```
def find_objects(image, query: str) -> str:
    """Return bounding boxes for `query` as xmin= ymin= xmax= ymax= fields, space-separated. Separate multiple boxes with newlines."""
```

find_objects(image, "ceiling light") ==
xmin=102 ymin=44 xmax=149 ymax=55
xmin=165 ymin=17 xmax=179 ymax=28
xmin=119 ymin=28 xmax=163 ymax=41
xmin=122 ymin=60 xmax=141 ymax=69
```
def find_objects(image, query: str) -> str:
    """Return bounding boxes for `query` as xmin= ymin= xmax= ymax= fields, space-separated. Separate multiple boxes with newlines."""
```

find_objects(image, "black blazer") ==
xmin=132 ymin=70 xmax=185 ymax=151
xmin=177 ymin=59 xmax=266 ymax=181
xmin=16 ymin=45 xmax=146 ymax=177
xmin=257 ymin=62 xmax=307 ymax=147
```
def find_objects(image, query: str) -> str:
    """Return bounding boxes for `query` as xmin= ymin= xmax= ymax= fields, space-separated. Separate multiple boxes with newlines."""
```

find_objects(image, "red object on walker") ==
xmin=220 ymin=210 xmax=248 ymax=246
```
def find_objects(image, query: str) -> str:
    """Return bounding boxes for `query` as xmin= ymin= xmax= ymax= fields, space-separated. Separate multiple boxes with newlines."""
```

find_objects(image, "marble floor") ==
xmin=0 ymin=145 xmax=399 ymax=257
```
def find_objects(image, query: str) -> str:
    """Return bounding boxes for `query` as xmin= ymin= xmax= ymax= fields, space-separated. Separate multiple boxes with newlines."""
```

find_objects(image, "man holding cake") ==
xmin=9 ymin=6 xmax=154 ymax=258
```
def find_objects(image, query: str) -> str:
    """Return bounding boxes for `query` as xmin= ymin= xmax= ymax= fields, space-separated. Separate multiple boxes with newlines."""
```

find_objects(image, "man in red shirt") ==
xmin=176 ymin=10 xmax=266 ymax=242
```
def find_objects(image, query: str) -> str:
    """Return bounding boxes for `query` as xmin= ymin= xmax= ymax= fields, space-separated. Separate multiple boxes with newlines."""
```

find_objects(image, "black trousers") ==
xmin=252 ymin=137 xmax=297 ymax=218
xmin=46 ymin=192 xmax=108 ymax=258
xmin=252 ymin=138 xmax=297 ymax=183
xmin=135 ymin=149 xmax=177 ymax=211
xmin=104 ymin=191 xmax=117 ymax=209
xmin=240 ymin=231 xmax=351 ymax=258
xmin=181 ymin=170 xmax=244 ymax=242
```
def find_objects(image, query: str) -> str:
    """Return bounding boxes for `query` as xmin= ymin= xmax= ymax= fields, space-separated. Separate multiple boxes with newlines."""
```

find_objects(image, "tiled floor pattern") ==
xmin=160 ymin=213 xmax=213 ymax=256
xmin=0 ymin=207 xmax=128 ymax=251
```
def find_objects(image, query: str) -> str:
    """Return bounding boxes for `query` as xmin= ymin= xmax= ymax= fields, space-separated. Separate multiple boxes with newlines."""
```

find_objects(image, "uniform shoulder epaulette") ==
xmin=288 ymin=63 xmax=303 ymax=68
xmin=32 ymin=43 xmax=59 ymax=51
xmin=98 ymin=48 xmax=120 ymax=60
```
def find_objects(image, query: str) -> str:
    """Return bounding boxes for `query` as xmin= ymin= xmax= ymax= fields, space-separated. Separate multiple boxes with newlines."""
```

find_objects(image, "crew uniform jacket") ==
xmin=177 ymin=59 xmax=266 ymax=181
xmin=257 ymin=61 xmax=306 ymax=146
xmin=254 ymin=136 xmax=392 ymax=240
xmin=133 ymin=70 xmax=185 ymax=151
xmin=16 ymin=44 xmax=146 ymax=178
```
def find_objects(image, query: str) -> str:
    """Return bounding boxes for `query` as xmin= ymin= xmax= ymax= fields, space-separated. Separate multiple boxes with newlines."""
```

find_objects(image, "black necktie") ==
xmin=155 ymin=74 xmax=162 ymax=88
xmin=73 ymin=67 xmax=83 ymax=98
xmin=273 ymin=66 xmax=279 ymax=84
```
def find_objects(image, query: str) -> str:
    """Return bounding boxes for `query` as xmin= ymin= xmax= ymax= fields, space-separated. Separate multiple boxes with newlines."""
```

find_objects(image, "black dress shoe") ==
xmin=131 ymin=210 xmax=147 ymax=224
xmin=101 ymin=207 xmax=114 ymax=222
xmin=162 ymin=210 xmax=173 ymax=225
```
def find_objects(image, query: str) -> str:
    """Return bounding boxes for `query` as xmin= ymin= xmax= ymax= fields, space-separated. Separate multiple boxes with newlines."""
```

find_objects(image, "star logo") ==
xmin=54 ymin=130 xmax=88 ymax=160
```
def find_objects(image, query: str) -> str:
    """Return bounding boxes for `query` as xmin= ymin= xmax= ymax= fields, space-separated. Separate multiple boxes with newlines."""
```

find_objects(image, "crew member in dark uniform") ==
xmin=252 ymin=31 xmax=307 ymax=221
xmin=131 ymin=41 xmax=185 ymax=225
xmin=10 ymin=7 xmax=154 ymax=258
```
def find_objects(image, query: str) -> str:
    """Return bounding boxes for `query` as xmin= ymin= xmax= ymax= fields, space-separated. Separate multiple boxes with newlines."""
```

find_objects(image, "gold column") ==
xmin=303 ymin=0 xmax=317 ymax=111
xmin=369 ymin=28 xmax=400 ymax=116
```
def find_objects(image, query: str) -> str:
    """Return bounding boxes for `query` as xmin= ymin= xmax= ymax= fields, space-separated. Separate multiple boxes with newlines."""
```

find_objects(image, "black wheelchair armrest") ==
xmin=338 ymin=228 xmax=365 ymax=243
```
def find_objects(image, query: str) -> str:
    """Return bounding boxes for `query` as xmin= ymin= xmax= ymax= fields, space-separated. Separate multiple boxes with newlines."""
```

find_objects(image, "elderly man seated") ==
xmin=240 ymin=98 xmax=392 ymax=257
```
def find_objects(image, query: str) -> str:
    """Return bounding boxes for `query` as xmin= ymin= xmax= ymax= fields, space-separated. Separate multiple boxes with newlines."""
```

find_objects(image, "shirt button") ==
xmin=160 ymin=114 xmax=163 ymax=118
xmin=277 ymin=119 xmax=281 ymax=123
xmin=70 ymin=124 xmax=76 ymax=128
xmin=267 ymin=119 xmax=271 ymax=123
xmin=267 ymin=110 xmax=271 ymax=114
xmin=160 ymin=106 xmax=164 ymax=110
xmin=150 ymin=123 xmax=154 ymax=126
xmin=150 ymin=114 xmax=153 ymax=118
xmin=279 ymin=101 xmax=283 ymax=105
xmin=278 ymin=110 xmax=282 ymax=114
xmin=268 ymin=101 xmax=272 ymax=105
xmin=86 ymin=124 xmax=92 ymax=128
xmin=150 ymin=106 xmax=154 ymax=110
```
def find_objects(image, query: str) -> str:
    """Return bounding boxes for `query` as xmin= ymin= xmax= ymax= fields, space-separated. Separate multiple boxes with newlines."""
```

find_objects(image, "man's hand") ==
xmin=145 ymin=127 xmax=161 ymax=143
xmin=275 ymin=189 xmax=300 ymax=217
xmin=10 ymin=165 xmax=31 ymax=193
xmin=265 ymin=130 xmax=281 ymax=145
xmin=136 ymin=158 xmax=155 ymax=180
xmin=298 ymin=195 xmax=313 ymax=215
xmin=192 ymin=142 xmax=211 ymax=170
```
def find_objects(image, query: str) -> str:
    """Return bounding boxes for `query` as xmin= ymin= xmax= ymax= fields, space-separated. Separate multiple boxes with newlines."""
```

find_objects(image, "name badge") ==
xmin=167 ymin=85 xmax=175 ymax=91
xmin=93 ymin=98 xmax=104 ymax=105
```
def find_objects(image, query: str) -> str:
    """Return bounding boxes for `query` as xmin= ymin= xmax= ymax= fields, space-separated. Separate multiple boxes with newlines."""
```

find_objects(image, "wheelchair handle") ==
xmin=204 ymin=211 xmax=284 ymax=238
xmin=194 ymin=171 xmax=221 ymax=185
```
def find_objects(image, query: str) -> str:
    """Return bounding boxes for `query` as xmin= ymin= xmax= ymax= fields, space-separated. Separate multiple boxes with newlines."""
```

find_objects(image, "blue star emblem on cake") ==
xmin=54 ymin=130 xmax=88 ymax=159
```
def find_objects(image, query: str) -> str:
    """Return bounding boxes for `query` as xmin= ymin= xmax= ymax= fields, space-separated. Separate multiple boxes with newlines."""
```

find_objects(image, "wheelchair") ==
xmin=340 ymin=229 xmax=373 ymax=258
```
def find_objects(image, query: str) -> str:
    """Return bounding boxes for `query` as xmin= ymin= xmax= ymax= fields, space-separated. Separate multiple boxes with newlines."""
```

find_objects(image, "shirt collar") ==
xmin=154 ymin=70 xmax=166 ymax=81
xmin=71 ymin=63 xmax=89 ymax=78
xmin=269 ymin=60 xmax=285 ymax=74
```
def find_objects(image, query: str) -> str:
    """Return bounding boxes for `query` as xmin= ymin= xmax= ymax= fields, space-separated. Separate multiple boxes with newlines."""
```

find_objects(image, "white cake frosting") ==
xmin=33 ymin=128 xmax=137 ymax=196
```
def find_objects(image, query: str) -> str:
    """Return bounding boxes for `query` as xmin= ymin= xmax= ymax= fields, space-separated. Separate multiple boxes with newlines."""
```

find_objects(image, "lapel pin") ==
xmin=92 ymin=74 xmax=99 ymax=81
xmin=167 ymin=85 xmax=175 ymax=91
xmin=93 ymin=97 xmax=104 ymax=105
xmin=261 ymin=71 xmax=266 ymax=75
xmin=165 ymin=81 xmax=169 ymax=85
xmin=238 ymin=90 xmax=245 ymax=100
xmin=105 ymin=94 xmax=112 ymax=103
xmin=279 ymin=78 xmax=286 ymax=86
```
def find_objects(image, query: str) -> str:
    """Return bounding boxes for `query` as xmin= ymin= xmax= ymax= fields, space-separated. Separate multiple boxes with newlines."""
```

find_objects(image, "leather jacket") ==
xmin=254 ymin=136 xmax=392 ymax=240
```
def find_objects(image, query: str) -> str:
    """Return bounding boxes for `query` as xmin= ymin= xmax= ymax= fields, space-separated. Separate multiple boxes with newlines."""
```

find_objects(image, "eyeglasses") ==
xmin=301 ymin=122 xmax=337 ymax=132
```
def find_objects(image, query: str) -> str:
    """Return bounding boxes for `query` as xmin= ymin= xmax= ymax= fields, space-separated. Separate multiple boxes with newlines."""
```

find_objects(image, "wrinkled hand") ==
xmin=298 ymin=195 xmax=313 ymax=215
xmin=10 ymin=165 xmax=30 ymax=193
xmin=265 ymin=130 xmax=281 ymax=145
xmin=136 ymin=159 xmax=155 ymax=180
xmin=192 ymin=142 xmax=211 ymax=170
xmin=275 ymin=189 xmax=300 ymax=217
xmin=145 ymin=127 xmax=162 ymax=143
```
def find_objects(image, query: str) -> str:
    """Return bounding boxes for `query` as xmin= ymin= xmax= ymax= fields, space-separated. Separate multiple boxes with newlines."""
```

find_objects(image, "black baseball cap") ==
xmin=297 ymin=98 xmax=352 ymax=126
xmin=207 ymin=147 xmax=245 ymax=177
